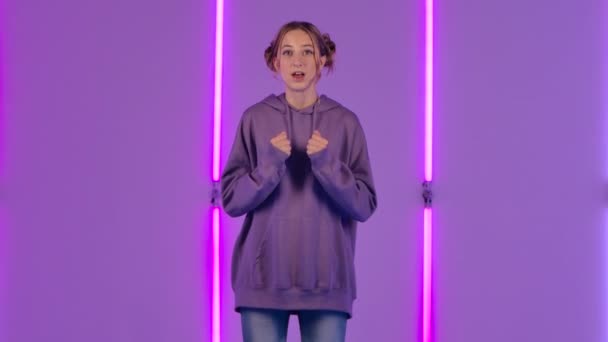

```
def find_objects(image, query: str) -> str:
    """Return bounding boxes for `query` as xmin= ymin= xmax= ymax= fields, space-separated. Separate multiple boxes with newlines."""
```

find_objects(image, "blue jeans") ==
xmin=240 ymin=308 xmax=348 ymax=342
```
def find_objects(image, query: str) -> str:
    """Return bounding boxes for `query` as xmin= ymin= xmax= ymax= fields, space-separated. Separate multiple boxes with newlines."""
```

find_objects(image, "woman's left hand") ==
xmin=306 ymin=130 xmax=329 ymax=155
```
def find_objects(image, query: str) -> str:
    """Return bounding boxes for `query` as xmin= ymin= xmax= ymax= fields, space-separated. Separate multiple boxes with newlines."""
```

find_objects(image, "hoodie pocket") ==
xmin=252 ymin=217 xmax=347 ymax=291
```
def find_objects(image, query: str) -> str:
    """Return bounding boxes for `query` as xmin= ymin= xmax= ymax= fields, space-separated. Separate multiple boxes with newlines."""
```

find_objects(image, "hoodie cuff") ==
xmin=250 ymin=145 xmax=288 ymax=184
xmin=264 ymin=144 xmax=289 ymax=175
xmin=309 ymin=148 xmax=333 ymax=171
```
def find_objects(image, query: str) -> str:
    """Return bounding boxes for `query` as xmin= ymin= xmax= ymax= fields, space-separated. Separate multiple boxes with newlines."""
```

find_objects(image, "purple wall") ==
xmin=435 ymin=0 xmax=606 ymax=341
xmin=3 ymin=0 xmax=210 ymax=341
xmin=221 ymin=1 xmax=423 ymax=342
xmin=0 ymin=0 xmax=606 ymax=341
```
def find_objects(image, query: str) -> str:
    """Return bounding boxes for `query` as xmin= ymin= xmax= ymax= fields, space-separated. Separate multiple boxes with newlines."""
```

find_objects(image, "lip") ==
xmin=291 ymin=71 xmax=306 ymax=82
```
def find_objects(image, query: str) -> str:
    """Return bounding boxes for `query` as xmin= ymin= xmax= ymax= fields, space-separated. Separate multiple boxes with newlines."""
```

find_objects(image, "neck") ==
xmin=285 ymin=89 xmax=319 ymax=110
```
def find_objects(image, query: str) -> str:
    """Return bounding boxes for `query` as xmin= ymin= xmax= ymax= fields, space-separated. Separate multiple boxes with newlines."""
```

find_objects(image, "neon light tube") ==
xmin=423 ymin=0 xmax=434 ymax=340
xmin=212 ymin=0 xmax=224 ymax=182
xmin=211 ymin=0 xmax=224 ymax=340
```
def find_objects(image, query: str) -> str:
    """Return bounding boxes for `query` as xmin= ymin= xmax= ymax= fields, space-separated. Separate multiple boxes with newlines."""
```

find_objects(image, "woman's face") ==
xmin=275 ymin=29 xmax=326 ymax=95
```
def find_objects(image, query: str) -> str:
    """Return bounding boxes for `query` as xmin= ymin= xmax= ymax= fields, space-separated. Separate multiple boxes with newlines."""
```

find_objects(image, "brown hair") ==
xmin=264 ymin=21 xmax=336 ymax=74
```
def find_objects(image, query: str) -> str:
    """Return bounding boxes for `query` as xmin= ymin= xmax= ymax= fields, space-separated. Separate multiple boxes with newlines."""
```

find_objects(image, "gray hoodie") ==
xmin=220 ymin=93 xmax=377 ymax=317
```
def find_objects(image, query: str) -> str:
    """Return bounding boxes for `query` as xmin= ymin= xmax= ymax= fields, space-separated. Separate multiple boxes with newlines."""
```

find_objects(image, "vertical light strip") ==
xmin=211 ymin=0 xmax=224 ymax=340
xmin=212 ymin=0 xmax=224 ymax=182
xmin=604 ymin=5 xmax=608 ymax=341
xmin=424 ymin=0 xmax=434 ymax=181
xmin=604 ymin=1 xmax=608 ymax=336
xmin=605 ymin=9 xmax=608 ymax=340
xmin=212 ymin=207 xmax=221 ymax=342
xmin=605 ymin=210 xmax=608 ymax=342
xmin=423 ymin=208 xmax=433 ymax=342
xmin=423 ymin=0 xmax=434 ymax=339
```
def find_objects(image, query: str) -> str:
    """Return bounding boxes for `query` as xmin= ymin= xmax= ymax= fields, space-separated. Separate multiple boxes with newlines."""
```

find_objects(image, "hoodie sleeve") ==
xmin=220 ymin=113 xmax=288 ymax=217
xmin=309 ymin=120 xmax=377 ymax=222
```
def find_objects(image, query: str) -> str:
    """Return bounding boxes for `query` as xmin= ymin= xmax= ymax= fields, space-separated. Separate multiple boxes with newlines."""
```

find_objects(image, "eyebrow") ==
xmin=281 ymin=44 xmax=314 ymax=48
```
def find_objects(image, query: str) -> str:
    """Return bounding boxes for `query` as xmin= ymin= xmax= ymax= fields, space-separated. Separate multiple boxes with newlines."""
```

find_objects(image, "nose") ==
xmin=292 ymin=56 xmax=303 ymax=67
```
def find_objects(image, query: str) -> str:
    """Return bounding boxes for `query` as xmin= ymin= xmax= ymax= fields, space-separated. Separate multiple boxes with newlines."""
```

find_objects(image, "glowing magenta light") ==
xmin=212 ymin=207 xmax=221 ymax=342
xmin=212 ymin=0 xmax=224 ymax=182
xmin=211 ymin=0 xmax=224 ymax=340
xmin=425 ymin=0 xmax=434 ymax=183
xmin=423 ymin=208 xmax=433 ymax=342
xmin=423 ymin=0 xmax=434 ymax=340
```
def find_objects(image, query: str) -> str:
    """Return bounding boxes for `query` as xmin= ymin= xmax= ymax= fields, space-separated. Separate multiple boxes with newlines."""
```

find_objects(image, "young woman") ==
xmin=221 ymin=21 xmax=378 ymax=342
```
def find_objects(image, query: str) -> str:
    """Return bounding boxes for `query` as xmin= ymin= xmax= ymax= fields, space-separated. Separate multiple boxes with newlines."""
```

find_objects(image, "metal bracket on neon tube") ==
xmin=422 ymin=181 xmax=433 ymax=208
xmin=211 ymin=181 xmax=221 ymax=207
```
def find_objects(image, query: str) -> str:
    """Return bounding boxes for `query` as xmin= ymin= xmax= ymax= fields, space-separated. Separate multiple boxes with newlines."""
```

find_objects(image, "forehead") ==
xmin=280 ymin=29 xmax=314 ymax=47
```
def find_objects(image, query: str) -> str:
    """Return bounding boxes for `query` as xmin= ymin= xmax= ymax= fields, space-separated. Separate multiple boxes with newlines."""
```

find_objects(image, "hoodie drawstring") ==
xmin=311 ymin=98 xmax=319 ymax=137
xmin=283 ymin=100 xmax=293 ymax=142
xmin=282 ymin=96 xmax=321 ymax=143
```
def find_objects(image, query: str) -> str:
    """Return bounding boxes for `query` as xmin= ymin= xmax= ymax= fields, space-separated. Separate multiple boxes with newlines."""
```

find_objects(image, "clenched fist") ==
xmin=307 ymin=130 xmax=328 ymax=155
xmin=270 ymin=131 xmax=291 ymax=156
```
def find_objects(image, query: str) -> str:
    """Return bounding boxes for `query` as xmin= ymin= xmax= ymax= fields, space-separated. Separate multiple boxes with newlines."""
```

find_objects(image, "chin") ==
xmin=287 ymin=81 xmax=315 ymax=93
xmin=288 ymin=85 xmax=308 ymax=92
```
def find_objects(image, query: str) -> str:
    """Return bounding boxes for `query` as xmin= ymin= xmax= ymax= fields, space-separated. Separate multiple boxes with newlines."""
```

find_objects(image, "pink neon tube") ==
xmin=212 ymin=208 xmax=220 ymax=342
xmin=425 ymin=0 xmax=434 ymax=182
xmin=212 ymin=0 xmax=224 ymax=182
xmin=423 ymin=0 xmax=434 ymax=340
xmin=211 ymin=0 xmax=224 ymax=340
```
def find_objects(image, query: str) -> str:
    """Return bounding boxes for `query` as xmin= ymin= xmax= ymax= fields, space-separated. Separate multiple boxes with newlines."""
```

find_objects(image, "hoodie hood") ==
xmin=261 ymin=93 xmax=341 ymax=139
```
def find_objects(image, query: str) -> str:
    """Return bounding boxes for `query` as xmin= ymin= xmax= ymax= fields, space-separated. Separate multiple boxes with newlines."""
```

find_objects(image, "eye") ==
xmin=304 ymin=49 xmax=314 ymax=55
xmin=282 ymin=50 xmax=293 ymax=56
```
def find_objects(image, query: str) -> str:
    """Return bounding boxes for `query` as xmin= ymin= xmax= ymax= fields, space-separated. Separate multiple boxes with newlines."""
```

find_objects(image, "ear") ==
xmin=273 ymin=57 xmax=280 ymax=72
xmin=320 ymin=55 xmax=327 ymax=69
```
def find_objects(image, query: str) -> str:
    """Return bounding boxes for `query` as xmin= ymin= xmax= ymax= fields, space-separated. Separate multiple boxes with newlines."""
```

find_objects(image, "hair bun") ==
xmin=321 ymin=33 xmax=336 ymax=54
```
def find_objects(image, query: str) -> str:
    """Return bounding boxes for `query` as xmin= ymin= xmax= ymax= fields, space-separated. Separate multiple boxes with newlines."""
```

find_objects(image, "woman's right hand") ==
xmin=270 ymin=131 xmax=291 ymax=156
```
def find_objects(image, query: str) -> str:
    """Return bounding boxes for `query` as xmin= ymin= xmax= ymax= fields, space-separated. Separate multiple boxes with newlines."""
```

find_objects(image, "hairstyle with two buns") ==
xmin=264 ymin=21 xmax=337 ymax=75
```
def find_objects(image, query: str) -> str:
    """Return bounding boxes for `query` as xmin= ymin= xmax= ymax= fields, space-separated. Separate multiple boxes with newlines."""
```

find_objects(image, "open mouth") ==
xmin=292 ymin=71 xmax=305 ymax=81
